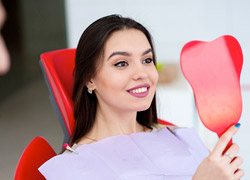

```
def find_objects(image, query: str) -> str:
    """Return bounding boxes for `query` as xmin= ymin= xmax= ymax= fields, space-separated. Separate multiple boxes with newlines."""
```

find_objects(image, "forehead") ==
xmin=103 ymin=29 xmax=151 ymax=56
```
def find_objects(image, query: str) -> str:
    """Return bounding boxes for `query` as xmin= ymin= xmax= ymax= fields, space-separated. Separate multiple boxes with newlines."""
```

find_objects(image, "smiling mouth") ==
xmin=129 ymin=87 xmax=147 ymax=94
xmin=127 ymin=84 xmax=150 ymax=98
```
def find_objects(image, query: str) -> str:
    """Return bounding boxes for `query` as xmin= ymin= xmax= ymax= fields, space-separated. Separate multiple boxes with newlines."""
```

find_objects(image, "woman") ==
xmin=39 ymin=14 xmax=244 ymax=179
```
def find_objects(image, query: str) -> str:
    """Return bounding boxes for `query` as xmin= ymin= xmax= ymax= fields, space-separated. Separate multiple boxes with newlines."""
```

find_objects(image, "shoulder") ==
xmin=38 ymin=150 xmax=96 ymax=179
xmin=153 ymin=122 xmax=208 ymax=155
xmin=38 ymin=148 xmax=119 ymax=179
xmin=38 ymin=153 xmax=78 ymax=179
xmin=171 ymin=127 xmax=210 ymax=159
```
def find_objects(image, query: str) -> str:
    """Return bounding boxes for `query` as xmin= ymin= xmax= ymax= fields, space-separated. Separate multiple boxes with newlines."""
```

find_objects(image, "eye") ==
xmin=142 ymin=58 xmax=153 ymax=64
xmin=114 ymin=61 xmax=128 ymax=68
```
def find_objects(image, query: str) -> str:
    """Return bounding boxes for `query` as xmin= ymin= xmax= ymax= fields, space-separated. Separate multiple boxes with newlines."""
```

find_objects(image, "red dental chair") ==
xmin=40 ymin=48 xmax=76 ymax=143
xmin=14 ymin=136 xmax=56 ymax=180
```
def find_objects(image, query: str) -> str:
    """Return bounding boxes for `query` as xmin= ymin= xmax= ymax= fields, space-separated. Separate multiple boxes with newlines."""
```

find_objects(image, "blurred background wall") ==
xmin=0 ymin=0 xmax=67 ymax=101
xmin=0 ymin=0 xmax=249 ymax=179
xmin=0 ymin=0 xmax=66 ymax=179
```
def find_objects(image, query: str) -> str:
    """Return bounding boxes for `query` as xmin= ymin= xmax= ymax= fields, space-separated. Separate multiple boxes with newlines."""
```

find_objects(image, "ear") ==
xmin=86 ymin=79 xmax=96 ymax=90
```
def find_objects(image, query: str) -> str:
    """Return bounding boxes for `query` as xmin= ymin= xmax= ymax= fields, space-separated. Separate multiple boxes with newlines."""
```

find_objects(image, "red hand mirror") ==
xmin=180 ymin=35 xmax=243 ymax=147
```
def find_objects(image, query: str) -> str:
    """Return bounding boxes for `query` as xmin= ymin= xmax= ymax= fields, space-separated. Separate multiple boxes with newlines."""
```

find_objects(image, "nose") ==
xmin=132 ymin=63 xmax=148 ymax=80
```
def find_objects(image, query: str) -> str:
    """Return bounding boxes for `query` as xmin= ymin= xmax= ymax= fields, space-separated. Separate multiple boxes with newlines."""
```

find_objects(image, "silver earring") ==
xmin=87 ymin=88 xmax=93 ymax=94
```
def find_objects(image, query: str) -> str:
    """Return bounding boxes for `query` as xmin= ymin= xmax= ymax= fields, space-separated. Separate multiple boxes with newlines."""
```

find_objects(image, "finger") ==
xmin=234 ymin=169 xmax=244 ymax=179
xmin=222 ymin=143 xmax=239 ymax=163
xmin=230 ymin=156 xmax=243 ymax=172
xmin=211 ymin=123 xmax=240 ymax=157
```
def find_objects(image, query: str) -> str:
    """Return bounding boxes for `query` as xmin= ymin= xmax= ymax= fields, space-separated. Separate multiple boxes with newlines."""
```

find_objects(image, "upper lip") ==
xmin=127 ymin=83 xmax=150 ymax=91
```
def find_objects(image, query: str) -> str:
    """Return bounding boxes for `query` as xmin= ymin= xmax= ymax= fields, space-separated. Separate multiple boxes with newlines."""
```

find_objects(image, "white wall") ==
xmin=64 ymin=0 xmax=250 ymax=85
xmin=65 ymin=0 xmax=250 ymax=178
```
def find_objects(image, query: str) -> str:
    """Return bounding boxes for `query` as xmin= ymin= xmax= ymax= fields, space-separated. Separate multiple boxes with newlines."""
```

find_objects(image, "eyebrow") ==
xmin=107 ymin=48 xmax=153 ymax=60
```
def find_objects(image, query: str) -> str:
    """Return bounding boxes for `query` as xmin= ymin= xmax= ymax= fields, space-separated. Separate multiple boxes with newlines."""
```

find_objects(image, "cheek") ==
xmin=150 ymin=67 xmax=159 ymax=85
xmin=95 ymin=71 xmax=128 ymax=92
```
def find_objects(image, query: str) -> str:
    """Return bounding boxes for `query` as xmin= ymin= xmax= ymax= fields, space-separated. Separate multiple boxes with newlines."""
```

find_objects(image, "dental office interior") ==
xmin=0 ymin=0 xmax=249 ymax=179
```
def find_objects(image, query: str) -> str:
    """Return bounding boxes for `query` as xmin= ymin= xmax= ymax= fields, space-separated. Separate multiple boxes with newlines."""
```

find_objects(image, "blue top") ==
xmin=39 ymin=127 xmax=209 ymax=180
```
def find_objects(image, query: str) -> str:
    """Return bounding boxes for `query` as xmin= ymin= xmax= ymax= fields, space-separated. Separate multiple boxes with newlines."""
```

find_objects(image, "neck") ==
xmin=87 ymin=104 xmax=144 ymax=140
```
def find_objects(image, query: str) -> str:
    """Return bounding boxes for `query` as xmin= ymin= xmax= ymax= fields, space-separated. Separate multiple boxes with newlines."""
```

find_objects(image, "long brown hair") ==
xmin=71 ymin=14 xmax=158 ymax=144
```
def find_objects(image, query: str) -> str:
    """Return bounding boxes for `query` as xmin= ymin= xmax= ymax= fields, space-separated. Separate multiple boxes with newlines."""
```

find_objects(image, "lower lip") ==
xmin=127 ymin=88 xmax=149 ymax=98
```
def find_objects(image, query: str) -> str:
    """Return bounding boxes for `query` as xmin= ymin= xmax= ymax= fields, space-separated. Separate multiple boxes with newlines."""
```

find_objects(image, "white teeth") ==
xmin=130 ymin=87 xmax=147 ymax=94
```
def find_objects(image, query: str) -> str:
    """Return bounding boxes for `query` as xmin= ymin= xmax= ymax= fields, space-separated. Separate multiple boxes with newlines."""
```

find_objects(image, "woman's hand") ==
xmin=192 ymin=124 xmax=244 ymax=180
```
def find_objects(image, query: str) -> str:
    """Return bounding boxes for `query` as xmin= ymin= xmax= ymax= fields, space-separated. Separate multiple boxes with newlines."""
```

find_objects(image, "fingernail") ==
xmin=235 ymin=123 xmax=241 ymax=128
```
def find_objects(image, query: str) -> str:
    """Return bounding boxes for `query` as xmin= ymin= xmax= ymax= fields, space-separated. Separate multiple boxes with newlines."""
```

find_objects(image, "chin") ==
xmin=135 ymin=103 xmax=151 ymax=112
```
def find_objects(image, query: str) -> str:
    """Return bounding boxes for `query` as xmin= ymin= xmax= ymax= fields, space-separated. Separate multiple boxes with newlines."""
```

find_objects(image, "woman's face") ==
xmin=89 ymin=28 xmax=158 ymax=113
